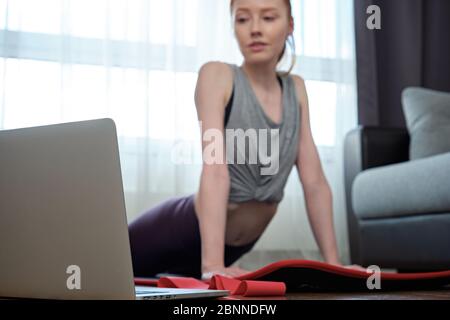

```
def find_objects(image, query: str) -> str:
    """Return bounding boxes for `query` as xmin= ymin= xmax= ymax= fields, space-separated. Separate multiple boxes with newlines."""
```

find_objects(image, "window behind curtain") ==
xmin=0 ymin=0 xmax=353 ymax=147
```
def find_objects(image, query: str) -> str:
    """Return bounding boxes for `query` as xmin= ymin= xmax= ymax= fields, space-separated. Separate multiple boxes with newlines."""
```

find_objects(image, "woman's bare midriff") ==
xmin=225 ymin=200 xmax=278 ymax=246
xmin=193 ymin=194 xmax=278 ymax=247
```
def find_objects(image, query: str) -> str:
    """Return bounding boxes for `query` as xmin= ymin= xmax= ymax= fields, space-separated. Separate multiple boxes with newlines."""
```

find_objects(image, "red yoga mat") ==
xmin=135 ymin=259 xmax=450 ymax=296
xmin=236 ymin=259 xmax=450 ymax=292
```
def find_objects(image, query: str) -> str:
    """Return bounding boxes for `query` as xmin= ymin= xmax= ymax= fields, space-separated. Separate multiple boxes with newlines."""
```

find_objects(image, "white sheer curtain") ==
xmin=0 ymin=0 xmax=357 ymax=265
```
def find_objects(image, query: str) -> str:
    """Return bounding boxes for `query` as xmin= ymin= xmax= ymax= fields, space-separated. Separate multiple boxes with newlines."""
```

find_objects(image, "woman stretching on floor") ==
xmin=129 ymin=0 xmax=363 ymax=280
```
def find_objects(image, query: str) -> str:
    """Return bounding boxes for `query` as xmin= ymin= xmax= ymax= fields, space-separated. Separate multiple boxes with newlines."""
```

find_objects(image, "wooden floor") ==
xmin=225 ymin=286 xmax=450 ymax=300
xmin=286 ymin=287 xmax=450 ymax=300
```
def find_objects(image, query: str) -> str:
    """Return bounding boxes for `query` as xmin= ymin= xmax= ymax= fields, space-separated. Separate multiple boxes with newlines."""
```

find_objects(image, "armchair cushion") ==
xmin=352 ymin=151 xmax=450 ymax=220
xmin=402 ymin=87 xmax=450 ymax=160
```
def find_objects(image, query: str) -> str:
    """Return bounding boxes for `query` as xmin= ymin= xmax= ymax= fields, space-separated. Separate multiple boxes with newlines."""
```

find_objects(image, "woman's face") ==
xmin=232 ymin=0 xmax=293 ymax=65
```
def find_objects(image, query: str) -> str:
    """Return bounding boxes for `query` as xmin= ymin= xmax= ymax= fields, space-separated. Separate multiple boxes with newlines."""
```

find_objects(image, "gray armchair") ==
xmin=344 ymin=126 xmax=450 ymax=272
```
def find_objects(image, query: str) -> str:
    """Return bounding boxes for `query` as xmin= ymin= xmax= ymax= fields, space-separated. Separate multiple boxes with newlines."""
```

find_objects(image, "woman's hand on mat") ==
xmin=327 ymin=261 xmax=366 ymax=272
xmin=201 ymin=266 xmax=250 ymax=280
xmin=342 ymin=264 xmax=366 ymax=272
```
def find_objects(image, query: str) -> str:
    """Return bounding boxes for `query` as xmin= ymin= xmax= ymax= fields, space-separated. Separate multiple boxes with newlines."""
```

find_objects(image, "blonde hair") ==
xmin=230 ymin=0 xmax=296 ymax=76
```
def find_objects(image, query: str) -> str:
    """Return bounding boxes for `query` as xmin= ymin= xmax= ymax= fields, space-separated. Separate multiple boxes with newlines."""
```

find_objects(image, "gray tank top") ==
xmin=224 ymin=63 xmax=301 ymax=204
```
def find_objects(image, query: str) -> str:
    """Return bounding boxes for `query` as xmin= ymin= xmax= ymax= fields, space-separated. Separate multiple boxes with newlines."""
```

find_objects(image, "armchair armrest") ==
xmin=343 ymin=126 xmax=410 ymax=264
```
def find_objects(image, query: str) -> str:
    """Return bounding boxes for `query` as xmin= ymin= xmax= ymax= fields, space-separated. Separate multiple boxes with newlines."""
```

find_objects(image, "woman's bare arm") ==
xmin=194 ymin=61 xmax=233 ymax=273
xmin=292 ymin=75 xmax=340 ymax=265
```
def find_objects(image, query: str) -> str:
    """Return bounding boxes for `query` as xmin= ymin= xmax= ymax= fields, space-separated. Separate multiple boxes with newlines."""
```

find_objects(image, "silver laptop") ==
xmin=0 ymin=118 xmax=228 ymax=300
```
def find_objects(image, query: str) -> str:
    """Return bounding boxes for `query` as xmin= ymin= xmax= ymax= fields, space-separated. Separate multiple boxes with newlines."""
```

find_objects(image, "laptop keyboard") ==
xmin=136 ymin=290 xmax=169 ymax=295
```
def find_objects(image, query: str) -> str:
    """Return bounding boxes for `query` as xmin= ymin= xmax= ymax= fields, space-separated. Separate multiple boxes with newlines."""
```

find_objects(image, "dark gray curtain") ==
xmin=354 ymin=0 xmax=450 ymax=127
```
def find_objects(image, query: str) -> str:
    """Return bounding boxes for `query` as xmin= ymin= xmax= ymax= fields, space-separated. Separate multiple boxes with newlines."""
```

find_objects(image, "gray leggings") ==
xmin=128 ymin=194 xmax=258 ymax=278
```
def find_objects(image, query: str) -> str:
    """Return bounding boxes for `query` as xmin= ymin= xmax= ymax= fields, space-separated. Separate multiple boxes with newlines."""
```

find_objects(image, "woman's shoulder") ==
xmin=197 ymin=61 xmax=235 ymax=107
xmin=288 ymin=73 xmax=307 ymax=109
xmin=198 ymin=61 xmax=235 ymax=83
xmin=288 ymin=73 xmax=305 ymax=89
